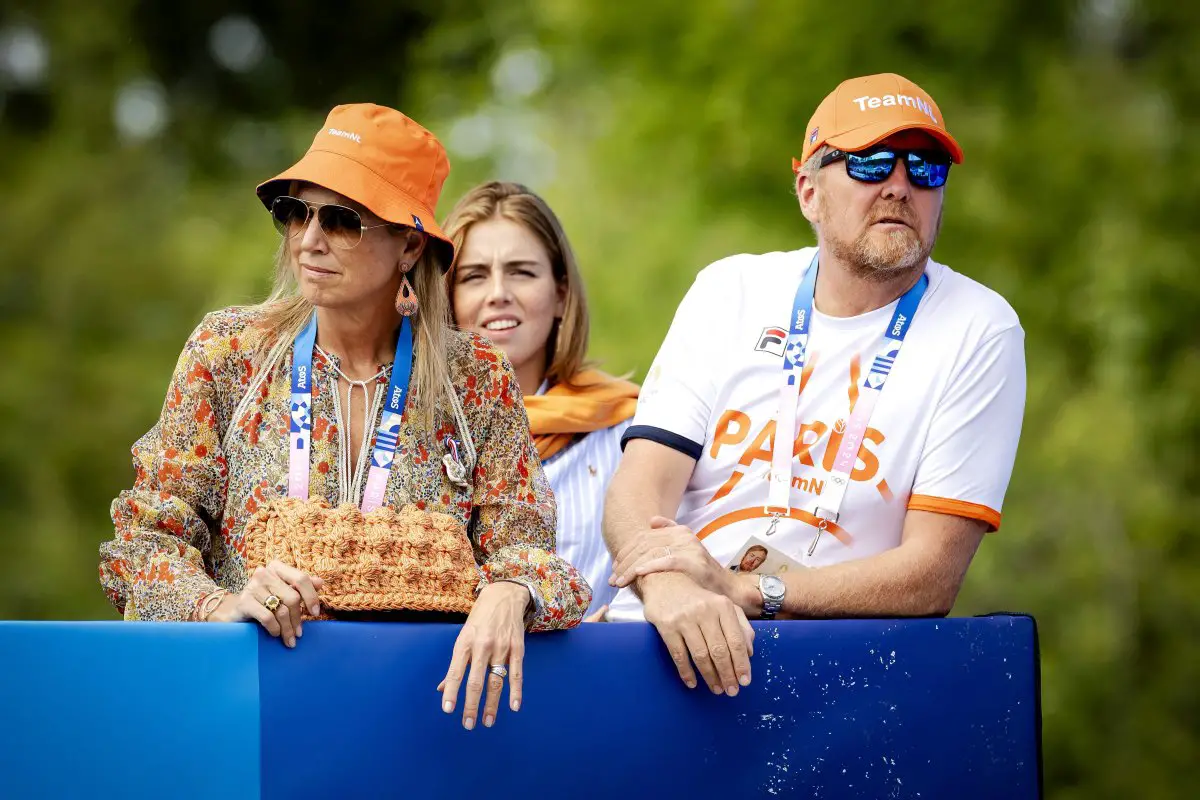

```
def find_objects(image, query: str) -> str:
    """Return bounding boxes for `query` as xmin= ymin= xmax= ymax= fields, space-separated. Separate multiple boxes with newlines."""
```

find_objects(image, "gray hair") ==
xmin=794 ymin=144 xmax=832 ymax=237
xmin=797 ymin=144 xmax=831 ymax=182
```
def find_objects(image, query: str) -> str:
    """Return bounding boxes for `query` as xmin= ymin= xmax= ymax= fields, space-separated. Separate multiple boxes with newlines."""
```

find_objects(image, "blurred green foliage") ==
xmin=1 ymin=1 xmax=1196 ymax=796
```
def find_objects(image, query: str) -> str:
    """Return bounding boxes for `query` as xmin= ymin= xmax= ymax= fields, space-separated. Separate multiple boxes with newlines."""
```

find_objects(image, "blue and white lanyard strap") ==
xmin=288 ymin=312 xmax=414 ymax=513
xmin=765 ymin=253 xmax=928 ymax=552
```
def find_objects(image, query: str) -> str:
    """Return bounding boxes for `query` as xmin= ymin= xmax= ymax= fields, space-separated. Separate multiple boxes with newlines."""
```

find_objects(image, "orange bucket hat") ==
xmin=793 ymin=73 xmax=964 ymax=172
xmin=256 ymin=103 xmax=455 ymax=267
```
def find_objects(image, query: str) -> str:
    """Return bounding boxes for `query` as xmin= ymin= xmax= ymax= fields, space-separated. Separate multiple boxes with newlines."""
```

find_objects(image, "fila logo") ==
xmin=328 ymin=127 xmax=362 ymax=143
xmin=754 ymin=326 xmax=787 ymax=357
xmin=890 ymin=313 xmax=907 ymax=338
xmin=852 ymin=94 xmax=938 ymax=125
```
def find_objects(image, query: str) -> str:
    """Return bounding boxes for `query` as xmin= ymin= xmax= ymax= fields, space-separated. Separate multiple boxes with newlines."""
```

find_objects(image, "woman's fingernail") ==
xmin=483 ymin=714 xmax=494 ymax=728
xmin=286 ymin=638 xmax=295 ymax=649
xmin=296 ymin=625 xmax=303 ymax=637
xmin=510 ymin=700 xmax=520 ymax=712
xmin=726 ymin=685 xmax=739 ymax=697
xmin=686 ymin=680 xmax=697 ymax=690
xmin=463 ymin=717 xmax=475 ymax=731
xmin=442 ymin=701 xmax=453 ymax=714
xmin=311 ymin=604 xmax=320 ymax=616
xmin=739 ymin=674 xmax=751 ymax=687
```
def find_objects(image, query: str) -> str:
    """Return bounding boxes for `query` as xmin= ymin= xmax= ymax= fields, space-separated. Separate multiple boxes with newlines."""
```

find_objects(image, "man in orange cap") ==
xmin=603 ymin=74 xmax=1026 ymax=698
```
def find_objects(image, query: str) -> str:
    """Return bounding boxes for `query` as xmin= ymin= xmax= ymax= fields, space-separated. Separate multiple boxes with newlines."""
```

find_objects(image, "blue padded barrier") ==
xmin=0 ymin=621 xmax=260 ymax=800
xmin=0 ymin=615 xmax=1039 ymax=799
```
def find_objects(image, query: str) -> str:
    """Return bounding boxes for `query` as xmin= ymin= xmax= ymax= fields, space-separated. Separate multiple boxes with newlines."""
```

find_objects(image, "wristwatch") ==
xmin=758 ymin=575 xmax=786 ymax=620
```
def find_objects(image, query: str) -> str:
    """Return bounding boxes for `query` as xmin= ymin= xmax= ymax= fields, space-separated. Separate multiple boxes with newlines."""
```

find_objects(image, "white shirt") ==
xmin=543 ymin=419 xmax=630 ymax=617
xmin=607 ymin=248 xmax=1026 ymax=621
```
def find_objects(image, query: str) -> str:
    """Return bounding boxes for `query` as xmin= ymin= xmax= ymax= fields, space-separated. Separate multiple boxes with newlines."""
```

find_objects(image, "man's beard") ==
xmin=824 ymin=204 xmax=941 ymax=284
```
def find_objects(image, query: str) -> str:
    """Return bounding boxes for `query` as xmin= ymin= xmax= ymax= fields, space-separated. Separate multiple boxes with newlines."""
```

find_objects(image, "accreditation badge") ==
xmin=726 ymin=536 xmax=806 ymax=575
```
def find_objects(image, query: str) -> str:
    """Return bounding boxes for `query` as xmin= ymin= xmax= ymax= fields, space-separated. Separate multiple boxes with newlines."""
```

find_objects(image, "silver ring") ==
xmin=488 ymin=664 xmax=508 ymax=679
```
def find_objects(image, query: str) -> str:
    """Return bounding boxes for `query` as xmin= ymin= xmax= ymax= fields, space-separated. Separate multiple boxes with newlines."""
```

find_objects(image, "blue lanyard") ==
xmin=781 ymin=253 xmax=926 ymax=386
xmin=766 ymin=252 xmax=927 ymax=544
xmin=287 ymin=312 xmax=414 ymax=511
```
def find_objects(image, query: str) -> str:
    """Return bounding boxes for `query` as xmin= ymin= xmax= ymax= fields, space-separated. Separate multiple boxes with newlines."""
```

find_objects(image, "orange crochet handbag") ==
xmin=242 ymin=497 xmax=480 ymax=614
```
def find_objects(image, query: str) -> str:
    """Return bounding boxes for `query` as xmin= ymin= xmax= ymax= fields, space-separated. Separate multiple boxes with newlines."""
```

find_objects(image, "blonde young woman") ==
xmin=99 ymin=106 xmax=590 ymax=731
xmin=444 ymin=182 xmax=639 ymax=619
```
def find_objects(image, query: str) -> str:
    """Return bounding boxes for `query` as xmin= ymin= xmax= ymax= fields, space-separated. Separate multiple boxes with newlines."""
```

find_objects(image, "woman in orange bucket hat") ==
xmin=99 ymin=104 xmax=591 ymax=731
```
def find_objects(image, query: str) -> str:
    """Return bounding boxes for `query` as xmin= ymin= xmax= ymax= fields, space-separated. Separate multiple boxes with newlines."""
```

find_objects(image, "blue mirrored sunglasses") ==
xmin=820 ymin=145 xmax=951 ymax=189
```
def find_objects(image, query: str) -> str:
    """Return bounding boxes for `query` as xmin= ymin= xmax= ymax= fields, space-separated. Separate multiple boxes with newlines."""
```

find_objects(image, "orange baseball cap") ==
xmin=793 ymin=73 xmax=963 ymax=172
xmin=256 ymin=103 xmax=455 ymax=267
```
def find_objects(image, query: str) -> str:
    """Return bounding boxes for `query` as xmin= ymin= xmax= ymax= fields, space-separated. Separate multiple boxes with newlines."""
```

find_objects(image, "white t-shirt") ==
xmin=607 ymin=247 xmax=1026 ymax=622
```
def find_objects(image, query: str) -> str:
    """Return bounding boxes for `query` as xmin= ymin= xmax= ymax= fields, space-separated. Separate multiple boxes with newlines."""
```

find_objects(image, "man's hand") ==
xmin=601 ymin=439 xmax=756 ymax=692
xmin=640 ymin=572 xmax=754 ymax=695
xmin=610 ymin=516 xmax=739 ymax=599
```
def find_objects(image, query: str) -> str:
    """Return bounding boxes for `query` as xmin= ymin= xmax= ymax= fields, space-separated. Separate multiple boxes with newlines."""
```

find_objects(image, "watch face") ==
xmin=761 ymin=575 xmax=785 ymax=599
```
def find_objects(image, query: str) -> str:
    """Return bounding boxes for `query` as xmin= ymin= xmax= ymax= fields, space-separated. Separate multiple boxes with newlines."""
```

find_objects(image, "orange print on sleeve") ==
xmin=710 ymin=410 xmax=751 ymax=459
xmin=908 ymin=495 xmax=1002 ymax=531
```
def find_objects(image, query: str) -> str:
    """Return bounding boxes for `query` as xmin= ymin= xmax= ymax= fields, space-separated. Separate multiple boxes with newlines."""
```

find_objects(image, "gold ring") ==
xmin=263 ymin=594 xmax=281 ymax=612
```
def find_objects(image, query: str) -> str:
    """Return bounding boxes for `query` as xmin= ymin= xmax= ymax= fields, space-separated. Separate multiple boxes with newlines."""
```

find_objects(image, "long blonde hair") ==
xmin=230 ymin=235 xmax=452 ymax=437
xmin=442 ymin=181 xmax=590 ymax=389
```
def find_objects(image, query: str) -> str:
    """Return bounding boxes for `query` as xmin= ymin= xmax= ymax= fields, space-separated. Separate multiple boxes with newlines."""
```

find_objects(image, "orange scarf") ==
xmin=524 ymin=369 xmax=640 ymax=461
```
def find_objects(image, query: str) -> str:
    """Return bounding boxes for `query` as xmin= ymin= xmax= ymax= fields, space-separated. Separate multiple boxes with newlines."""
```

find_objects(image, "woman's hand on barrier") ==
xmin=438 ymin=580 xmax=530 ymax=730
xmin=207 ymin=560 xmax=324 ymax=648
xmin=610 ymin=516 xmax=737 ymax=598
xmin=640 ymin=571 xmax=754 ymax=696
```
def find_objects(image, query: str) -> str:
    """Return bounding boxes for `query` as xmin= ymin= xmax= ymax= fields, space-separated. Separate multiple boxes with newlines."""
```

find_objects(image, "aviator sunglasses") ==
xmin=820 ymin=144 xmax=952 ymax=189
xmin=270 ymin=195 xmax=396 ymax=249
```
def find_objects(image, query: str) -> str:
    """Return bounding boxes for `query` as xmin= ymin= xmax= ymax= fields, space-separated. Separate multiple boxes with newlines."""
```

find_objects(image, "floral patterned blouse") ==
xmin=99 ymin=307 xmax=591 ymax=630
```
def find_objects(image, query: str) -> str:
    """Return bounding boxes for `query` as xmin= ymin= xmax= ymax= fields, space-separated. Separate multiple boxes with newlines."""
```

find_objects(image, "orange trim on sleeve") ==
xmin=907 ymin=495 xmax=1002 ymax=532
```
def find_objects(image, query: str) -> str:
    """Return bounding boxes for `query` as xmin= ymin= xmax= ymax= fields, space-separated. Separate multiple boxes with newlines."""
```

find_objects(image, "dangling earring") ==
xmin=395 ymin=261 xmax=418 ymax=317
